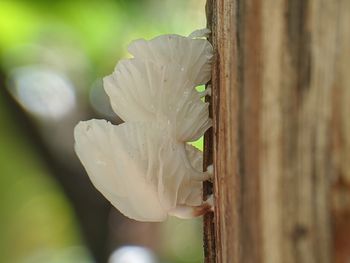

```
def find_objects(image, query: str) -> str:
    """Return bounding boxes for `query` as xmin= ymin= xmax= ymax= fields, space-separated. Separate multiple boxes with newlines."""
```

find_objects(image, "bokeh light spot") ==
xmin=108 ymin=246 xmax=157 ymax=263
xmin=9 ymin=66 xmax=76 ymax=120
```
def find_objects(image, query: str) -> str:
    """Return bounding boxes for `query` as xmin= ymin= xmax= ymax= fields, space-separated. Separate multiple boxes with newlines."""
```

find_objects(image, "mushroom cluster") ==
xmin=74 ymin=29 xmax=213 ymax=222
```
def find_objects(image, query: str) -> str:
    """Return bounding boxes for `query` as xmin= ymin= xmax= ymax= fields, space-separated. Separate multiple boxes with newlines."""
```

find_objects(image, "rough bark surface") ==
xmin=204 ymin=0 xmax=350 ymax=262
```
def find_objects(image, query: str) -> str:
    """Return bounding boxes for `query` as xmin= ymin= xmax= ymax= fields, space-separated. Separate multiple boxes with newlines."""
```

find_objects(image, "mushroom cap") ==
xmin=104 ymin=59 xmax=211 ymax=142
xmin=127 ymin=33 xmax=213 ymax=86
xmin=74 ymin=119 xmax=203 ymax=222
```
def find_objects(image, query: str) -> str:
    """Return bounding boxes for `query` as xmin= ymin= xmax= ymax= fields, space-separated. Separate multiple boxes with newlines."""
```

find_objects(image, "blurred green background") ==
xmin=0 ymin=0 xmax=207 ymax=262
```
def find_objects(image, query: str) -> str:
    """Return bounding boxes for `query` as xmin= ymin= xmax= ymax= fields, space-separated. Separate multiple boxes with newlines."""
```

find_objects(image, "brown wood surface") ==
xmin=204 ymin=0 xmax=350 ymax=262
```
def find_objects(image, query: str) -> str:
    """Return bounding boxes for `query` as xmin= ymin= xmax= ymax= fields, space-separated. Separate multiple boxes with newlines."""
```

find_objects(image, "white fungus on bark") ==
xmin=74 ymin=29 xmax=213 ymax=222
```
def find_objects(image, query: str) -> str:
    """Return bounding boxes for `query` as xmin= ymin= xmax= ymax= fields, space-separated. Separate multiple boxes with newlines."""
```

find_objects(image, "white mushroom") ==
xmin=104 ymin=59 xmax=211 ymax=142
xmin=74 ymin=29 xmax=213 ymax=221
xmin=127 ymin=31 xmax=213 ymax=86
xmin=74 ymin=119 xmax=210 ymax=222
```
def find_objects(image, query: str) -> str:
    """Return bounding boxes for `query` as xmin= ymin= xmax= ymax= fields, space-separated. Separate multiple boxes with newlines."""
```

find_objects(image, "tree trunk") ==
xmin=204 ymin=0 xmax=350 ymax=262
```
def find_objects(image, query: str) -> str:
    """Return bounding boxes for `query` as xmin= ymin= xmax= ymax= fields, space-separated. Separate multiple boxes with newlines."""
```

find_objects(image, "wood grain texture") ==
xmin=210 ymin=0 xmax=241 ymax=262
xmin=330 ymin=1 xmax=350 ymax=262
xmin=205 ymin=0 xmax=350 ymax=262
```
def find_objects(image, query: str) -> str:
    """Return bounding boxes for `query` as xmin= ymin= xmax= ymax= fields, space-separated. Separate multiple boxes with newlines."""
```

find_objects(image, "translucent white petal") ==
xmin=74 ymin=119 xmax=205 ymax=221
xmin=127 ymin=34 xmax=213 ymax=85
xmin=104 ymin=58 xmax=210 ymax=141
xmin=155 ymin=140 xmax=203 ymax=209
xmin=174 ymin=90 xmax=212 ymax=142
xmin=74 ymin=119 xmax=167 ymax=221
xmin=177 ymin=144 xmax=204 ymax=206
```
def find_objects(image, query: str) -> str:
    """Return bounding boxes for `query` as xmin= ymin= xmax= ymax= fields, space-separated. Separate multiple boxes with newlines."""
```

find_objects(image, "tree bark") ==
xmin=204 ymin=0 xmax=350 ymax=262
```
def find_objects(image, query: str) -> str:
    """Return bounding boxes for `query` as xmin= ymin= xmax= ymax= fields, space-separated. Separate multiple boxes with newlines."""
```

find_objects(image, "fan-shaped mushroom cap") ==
xmin=74 ymin=119 xmax=204 ymax=222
